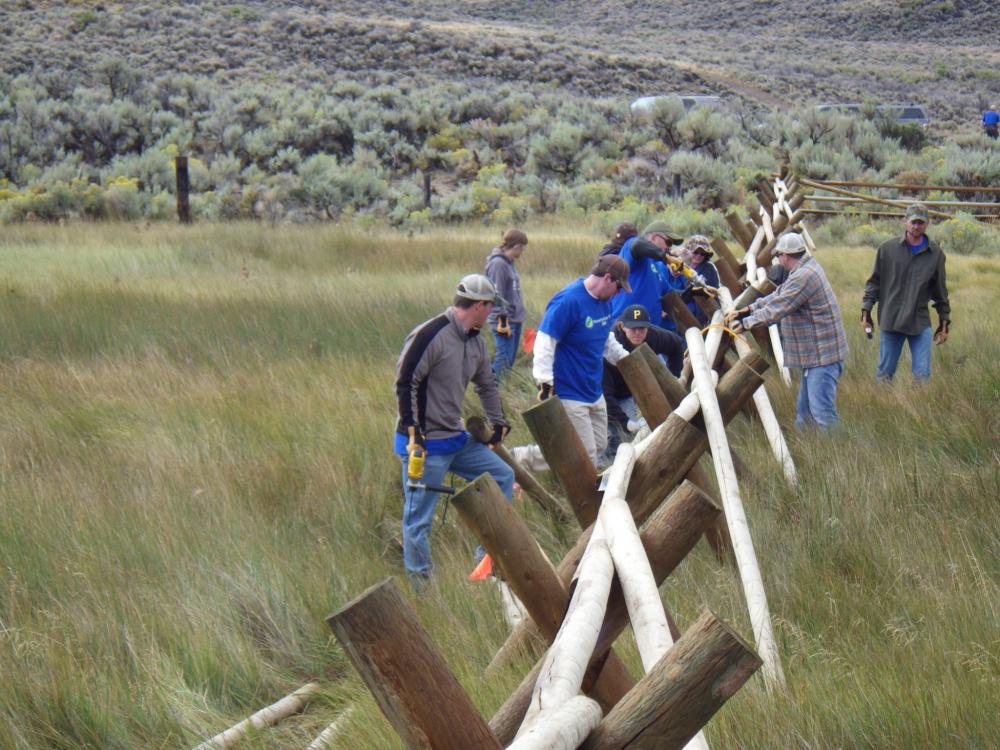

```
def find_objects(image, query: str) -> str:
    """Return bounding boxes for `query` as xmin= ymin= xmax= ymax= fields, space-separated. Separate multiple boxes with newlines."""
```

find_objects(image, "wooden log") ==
xmin=724 ymin=211 xmax=754 ymax=249
xmin=175 ymin=156 xmax=191 ymax=224
xmin=661 ymin=291 xmax=700 ymax=333
xmin=452 ymin=475 xmax=635 ymax=708
xmin=306 ymin=706 xmax=355 ymax=750
xmin=750 ymin=270 xmax=792 ymax=387
xmin=798 ymin=177 xmax=954 ymax=220
xmin=579 ymin=610 xmax=762 ymax=750
xmin=686 ymin=330 xmax=785 ymax=688
xmin=326 ymin=580 xmax=501 ymax=749
xmin=466 ymin=415 xmax=569 ymax=524
xmin=758 ymin=206 xmax=775 ymax=244
xmin=805 ymin=178 xmax=1000 ymax=194
xmin=489 ymin=481 xmax=721 ymax=746
xmin=756 ymin=176 xmax=777 ymax=210
xmin=194 ymin=683 xmax=322 ymax=750
xmin=520 ymin=523 xmax=615 ymax=731
xmin=709 ymin=238 xmax=742 ymax=278
xmin=506 ymin=696 xmax=603 ymax=750
xmin=594 ymin=449 xmax=714 ymax=750
xmin=522 ymin=397 xmax=601 ymax=527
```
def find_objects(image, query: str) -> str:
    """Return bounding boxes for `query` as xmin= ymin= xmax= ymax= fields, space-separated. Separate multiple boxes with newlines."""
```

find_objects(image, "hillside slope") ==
xmin=3 ymin=1 xmax=999 ymax=128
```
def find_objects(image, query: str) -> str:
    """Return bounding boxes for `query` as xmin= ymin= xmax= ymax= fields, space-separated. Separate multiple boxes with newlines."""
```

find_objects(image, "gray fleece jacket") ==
xmin=394 ymin=307 xmax=505 ymax=441
xmin=485 ymin=248 xmax=526 ymax=325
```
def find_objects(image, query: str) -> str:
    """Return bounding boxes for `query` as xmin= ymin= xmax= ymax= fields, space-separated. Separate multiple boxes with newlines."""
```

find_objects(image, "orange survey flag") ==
xmin=522 ymin=327 xmax=536 ymax=354
xmin=468 ymin=554 xmax=493 ymax=581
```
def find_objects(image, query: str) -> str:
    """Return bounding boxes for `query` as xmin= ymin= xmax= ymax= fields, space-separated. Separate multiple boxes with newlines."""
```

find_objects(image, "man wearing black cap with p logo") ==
xmin=602 ymin=304 xmax=685 ymax=458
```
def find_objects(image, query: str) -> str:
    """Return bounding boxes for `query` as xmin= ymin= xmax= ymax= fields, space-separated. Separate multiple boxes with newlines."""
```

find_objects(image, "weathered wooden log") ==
xmin=452 ymin=475 xmax=635 ymax=708
xmin=175 ymin=156 xmax=191 ymax=224
xmin=489 ymin=481 xmax=721 ymax=745
xmin=579 ymin=610 xmax=762 ymax=750
xmin=633 ymin=343 xmax=754 ymax=484
xmin=686 ymin=330 xmax=785 ymax=688
xmin=326 ymin=579 xmax=501 ymax=749
xmin=466 ymin=415 xmax=570 ymax=524
xmin=724 ymin=211 xmax=754 ymax=249
xmin=522 ymin=397 xmax=601 ymax=527
xmin=756 ymin=176 xmax=777 ymax=210
xmin=709 ymin=238 xmax=743 ymax=281
xmin=194 ymin=683 xmax=322 ymax=750
xmin=661 ymin=291 xmax=700 ymax=332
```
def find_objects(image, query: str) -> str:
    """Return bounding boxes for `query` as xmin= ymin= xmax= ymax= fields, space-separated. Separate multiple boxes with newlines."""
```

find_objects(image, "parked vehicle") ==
xmin=814 ymin=102 xmax=931 ymax=127
xmin=630 ymin=94 xmax=723 ymax=116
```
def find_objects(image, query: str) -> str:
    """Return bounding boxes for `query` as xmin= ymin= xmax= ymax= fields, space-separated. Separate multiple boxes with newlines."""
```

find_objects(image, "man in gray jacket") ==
xmin=862 ymin=203 xmax=950 ymax=381
xmin=394 ymin=274 xmax=514 ymax=581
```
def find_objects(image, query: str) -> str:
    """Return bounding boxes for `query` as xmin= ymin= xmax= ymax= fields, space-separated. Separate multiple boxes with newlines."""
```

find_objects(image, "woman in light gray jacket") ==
xmin=484 ymin=228 xmax=528 ymax=380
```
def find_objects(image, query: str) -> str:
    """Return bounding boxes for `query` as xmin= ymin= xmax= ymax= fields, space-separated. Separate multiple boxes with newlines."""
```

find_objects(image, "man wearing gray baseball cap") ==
xmin=862 ymin=203 xmax=951 ymax=382
xmin=725 ymin=233 xmax=848 ymax=430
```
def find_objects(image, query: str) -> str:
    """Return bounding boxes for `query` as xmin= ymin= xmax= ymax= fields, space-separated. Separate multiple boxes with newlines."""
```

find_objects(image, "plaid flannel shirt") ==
xmin=744 ymin=257 xmax=848 ymax=369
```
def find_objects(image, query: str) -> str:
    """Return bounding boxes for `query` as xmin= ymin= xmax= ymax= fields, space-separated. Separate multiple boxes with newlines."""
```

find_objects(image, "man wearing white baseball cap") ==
xmin=725 ymin=233 xmax=848 ymax=429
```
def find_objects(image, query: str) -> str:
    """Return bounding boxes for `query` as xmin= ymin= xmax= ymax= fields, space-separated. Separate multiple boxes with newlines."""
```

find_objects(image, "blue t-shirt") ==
xmin=983 ymin=110 xmax=999 ymax=127
xmin=540 ymin=278 xmax=616 ymax=403
xmin=611 ymin=237 xmax=669 ymax=325
xmin=908 ymin=236 xmax=928 ymax=254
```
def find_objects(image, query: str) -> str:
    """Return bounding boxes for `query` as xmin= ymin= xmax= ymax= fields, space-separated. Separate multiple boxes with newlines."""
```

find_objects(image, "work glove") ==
xmin=861 ymin=309 xmax=874 ymax=339
xmin=933 ymin=319 xmax=949 ymax=345
xmin=537 ymin=382 xmax=553 ymax=402
xmin=406 ymin=425 xmax=425 ymax=455
xmin=489 ymin=421 xmax=511 ymax=446
xmin=496 ymin=314 xmax=512 ymax=337
xmin=626 ymin=417 xmax=646 ymax=434
xmin=723 ymin=307 xmax=749 ymax=327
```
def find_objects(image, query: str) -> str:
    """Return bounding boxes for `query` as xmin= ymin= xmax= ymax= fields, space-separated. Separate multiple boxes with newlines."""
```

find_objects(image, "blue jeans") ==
xmin=400 ymin=437 xmax=514 ymax=578
xmin=795 ymin=361 xmax=844 ymax=430
xmin=491 ymin=322 xmax=522 ymax=380
xmin=877 ymin=328 xmax=932 ymax=381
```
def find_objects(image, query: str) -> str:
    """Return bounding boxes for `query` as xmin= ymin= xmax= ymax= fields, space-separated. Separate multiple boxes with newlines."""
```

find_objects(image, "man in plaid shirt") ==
xmin=725 ymin=233 xmax=848 ymax=429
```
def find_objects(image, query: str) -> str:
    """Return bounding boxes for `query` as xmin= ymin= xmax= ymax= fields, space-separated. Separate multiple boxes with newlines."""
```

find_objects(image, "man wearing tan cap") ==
xmin=862 ymin=203 xmax=950 ymax=381
xmin=511 ymin=255 xmax=631 ymax=469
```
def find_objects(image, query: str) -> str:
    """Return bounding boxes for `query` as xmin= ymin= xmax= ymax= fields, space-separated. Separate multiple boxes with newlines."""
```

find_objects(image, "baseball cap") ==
xmin=456 ymin=274 xmax=506 ymax=304
xmin=905 ymin=203 xmax=929 ymax=222
xmin=619 ymin=304 xmax=652 ymax=328
xmin=590 ymin=255 xmax=632 ymax=292
xmin=773 ymin=233 xmax=807 ymax=256
xmin=641 ymin=220 xmax=683 ymax=245
xmin=685 ymin=234 xmax=713 ymax=256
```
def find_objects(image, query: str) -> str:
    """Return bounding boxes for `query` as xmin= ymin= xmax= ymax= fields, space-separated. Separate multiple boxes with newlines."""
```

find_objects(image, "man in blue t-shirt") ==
xmin=983 ymin=107 xmax=999 ymax=139
xmin=611 ymin=220 xmax=684 ymax=329
xmin=510 ymin=255 xmax=631 ymax=470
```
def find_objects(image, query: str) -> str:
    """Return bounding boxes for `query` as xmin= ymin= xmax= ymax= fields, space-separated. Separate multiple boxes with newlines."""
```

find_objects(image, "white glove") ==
xmin=626 ymin=417 xmax=646 ymax=433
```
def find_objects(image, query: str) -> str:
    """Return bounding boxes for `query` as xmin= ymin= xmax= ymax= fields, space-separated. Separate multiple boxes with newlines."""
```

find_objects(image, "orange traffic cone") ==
xmin=468 ymin=554 xmax=493 ymax=581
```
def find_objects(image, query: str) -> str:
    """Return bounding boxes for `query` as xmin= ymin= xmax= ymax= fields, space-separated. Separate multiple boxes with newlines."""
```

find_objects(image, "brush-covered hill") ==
xmin=4 ymin=0 xmax=999 ymax=128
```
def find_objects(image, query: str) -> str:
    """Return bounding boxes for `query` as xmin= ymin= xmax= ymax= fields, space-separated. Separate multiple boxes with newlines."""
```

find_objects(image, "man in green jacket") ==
xmin=862 ymin=203 xmax=950 ymax=381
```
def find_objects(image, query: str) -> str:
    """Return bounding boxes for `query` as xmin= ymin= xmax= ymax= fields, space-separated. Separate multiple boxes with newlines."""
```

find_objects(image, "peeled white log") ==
xmin=684 ymin=329 xmax=785 ymax=688
xmin=506 ymin=695 xmax=603 ymax=750
xmin=518 ymin=525 xmax=615 ymax=734
xmin=746 ymin=225 xmax=766 ymax=260
xmin=800 ymin=223 xmax=817 ymax=254
xmin=703 ymin=309 xmax=727 ymax=366
xmin=759 ymin=207 xmax=775 ymax=243
xmin=744 ymin=248 xmax=758 ymax=282
xmin=753 ymin=268 xmax=792 ymax=387
xmin=193 ymin=683 xmax=322 ymax=750
xmin=718 ymin=289 xmax=797 ymax=487
xmin=306 ymin=706 xmax=355 ymax=750
xmin=599 ymin=445 xmax=711 ymax=750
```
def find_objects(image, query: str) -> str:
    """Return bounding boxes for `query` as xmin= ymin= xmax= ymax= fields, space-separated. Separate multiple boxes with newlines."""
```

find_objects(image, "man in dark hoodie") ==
xmin=485 ymin=228 xmax=528 ymax=380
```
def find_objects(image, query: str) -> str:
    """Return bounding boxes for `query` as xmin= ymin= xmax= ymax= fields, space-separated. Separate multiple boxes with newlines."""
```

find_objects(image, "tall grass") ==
xmin=0 ymin=221 xmax=996 ymax=748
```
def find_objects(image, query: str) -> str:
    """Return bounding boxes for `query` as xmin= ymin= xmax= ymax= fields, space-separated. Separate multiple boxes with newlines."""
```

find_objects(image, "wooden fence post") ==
xmin=522 ymin=397 xmax=601 ymax=527
xmin=579 ymin=610 xmax=762 ymax=750
xmin=326 ymin=579 xmax=502 ymax=750
xmin=175 ymin=156 xmax=191 ymax=224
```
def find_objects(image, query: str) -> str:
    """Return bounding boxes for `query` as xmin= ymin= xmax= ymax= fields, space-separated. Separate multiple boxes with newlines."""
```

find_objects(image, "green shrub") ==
xmin=933 ymin=212 xmax=1000 ymax=256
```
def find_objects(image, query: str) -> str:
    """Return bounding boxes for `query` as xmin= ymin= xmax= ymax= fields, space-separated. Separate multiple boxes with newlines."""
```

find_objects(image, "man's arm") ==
xmin=647 ymin=327 xmax=685 ymax=377
xmin=603 ymin=330 xmax=629 ymax=365
xmin=743 ymin=270 xmax=812 ymax=328
xmin=532 ymin=331 xmax=558 ymax=387
xmin=931 ymin=251 xmax=950 ymax=344
xmin=394 ymin=317 xmax=448 ymax=431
